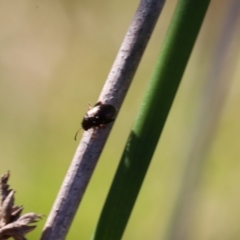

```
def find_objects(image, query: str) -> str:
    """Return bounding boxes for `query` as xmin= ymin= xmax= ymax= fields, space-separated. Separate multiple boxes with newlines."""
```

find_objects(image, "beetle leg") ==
xmin=94 ymin=101 xmax=102 ymax=107
xmin=91 ymin=127 xmax=98 ymax=139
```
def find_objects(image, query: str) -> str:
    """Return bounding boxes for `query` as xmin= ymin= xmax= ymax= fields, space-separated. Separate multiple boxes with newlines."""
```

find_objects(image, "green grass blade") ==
xmin=93 ymin=0 xmax=210 ymax=239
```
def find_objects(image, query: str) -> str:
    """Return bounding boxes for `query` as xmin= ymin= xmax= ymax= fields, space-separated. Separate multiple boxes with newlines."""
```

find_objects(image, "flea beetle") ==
xmin=74 ymin=101 xmax=116 ymax=140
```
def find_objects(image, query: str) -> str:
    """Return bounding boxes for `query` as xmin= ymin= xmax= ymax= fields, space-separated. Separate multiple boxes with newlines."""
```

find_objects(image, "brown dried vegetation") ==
xmin=0 ymin=172 xmax=42 ymax=240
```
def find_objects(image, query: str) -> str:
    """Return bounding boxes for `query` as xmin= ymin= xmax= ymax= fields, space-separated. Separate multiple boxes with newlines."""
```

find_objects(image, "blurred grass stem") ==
xmin=166 ymin=1 xmax=240 ymax=239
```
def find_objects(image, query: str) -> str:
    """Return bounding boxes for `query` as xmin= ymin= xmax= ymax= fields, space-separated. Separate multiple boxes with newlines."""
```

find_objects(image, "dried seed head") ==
xmin=0 ymin=172 xmax=43 ymax=240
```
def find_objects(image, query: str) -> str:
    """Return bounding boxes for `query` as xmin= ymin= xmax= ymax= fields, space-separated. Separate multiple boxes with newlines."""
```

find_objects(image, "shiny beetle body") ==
xmin=74 ymin=101 xmax=116 ymax=140
xmin=82 ymin=101 xmax=116 ymax=130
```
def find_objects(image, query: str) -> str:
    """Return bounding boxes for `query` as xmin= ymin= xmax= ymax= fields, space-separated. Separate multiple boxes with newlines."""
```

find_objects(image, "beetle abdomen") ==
xmin=81 ymin=101 xmax=116 ymax=131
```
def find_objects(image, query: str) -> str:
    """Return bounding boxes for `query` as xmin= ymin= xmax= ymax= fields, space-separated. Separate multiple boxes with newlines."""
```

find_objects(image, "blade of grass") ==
xmin=93 ymin=0 xmax=210 ymax=239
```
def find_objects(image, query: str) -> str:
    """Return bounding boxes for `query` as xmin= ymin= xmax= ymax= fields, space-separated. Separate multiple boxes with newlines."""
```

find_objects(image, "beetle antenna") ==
xmin=74 ymin=128 xmax=81 ymax=141
xmin=88 ymin=102 xmax=92 ymax=109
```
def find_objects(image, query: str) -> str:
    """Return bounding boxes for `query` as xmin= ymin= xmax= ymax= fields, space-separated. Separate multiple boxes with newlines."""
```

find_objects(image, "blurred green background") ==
xmin=0 ymin=0 xmax=240 ymax=239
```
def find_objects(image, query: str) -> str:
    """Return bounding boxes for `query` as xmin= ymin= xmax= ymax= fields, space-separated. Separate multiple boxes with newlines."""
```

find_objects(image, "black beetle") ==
xmin=74 ymin=101 xmax=116 ymax=140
